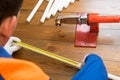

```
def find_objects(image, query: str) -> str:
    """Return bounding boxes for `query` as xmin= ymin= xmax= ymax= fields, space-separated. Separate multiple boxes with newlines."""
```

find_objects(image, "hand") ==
xmin=80 ymin=54 xmax=91 ymax=67
xmin=4 ymin=36 xmax=21 ymax=55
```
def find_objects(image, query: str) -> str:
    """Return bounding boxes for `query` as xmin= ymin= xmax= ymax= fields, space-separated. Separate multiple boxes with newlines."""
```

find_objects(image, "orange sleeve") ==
xmin=0 ymin=58 xmax=49 ymax=80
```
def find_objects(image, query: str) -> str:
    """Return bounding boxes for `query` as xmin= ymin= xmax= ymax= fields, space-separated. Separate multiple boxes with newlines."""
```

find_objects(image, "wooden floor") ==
xmin=13 ymin=0 xmax=120 ymax=80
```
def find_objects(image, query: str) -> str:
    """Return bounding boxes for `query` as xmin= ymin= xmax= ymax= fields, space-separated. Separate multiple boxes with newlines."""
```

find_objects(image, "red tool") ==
xmin=55 ymin=13 xmax=120 ymax=47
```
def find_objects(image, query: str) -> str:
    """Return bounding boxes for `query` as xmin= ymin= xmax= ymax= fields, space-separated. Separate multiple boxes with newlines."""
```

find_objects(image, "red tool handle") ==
xmin=88 ymin=13 xmax=120 ymax=23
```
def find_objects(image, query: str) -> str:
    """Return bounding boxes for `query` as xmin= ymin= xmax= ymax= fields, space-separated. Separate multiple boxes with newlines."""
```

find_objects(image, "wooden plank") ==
xmin=19 ymin=0 xmax=120 ymax=26
xmin=21 ymin=0 xmax=48 ymax=10
xmin=13 ymin=39 xmax=120 ymax=79
xmin=18 ymin=10 xmax=120 ymax=29
xmin=14 ymin=25 xmax=120 ymax=45
xmin=21 ymin=0 xmax=120 ymax=15
xmin=12 ymin=39 xmax=120 ymax=61
xmin=12 ymin=0 xmax=120 ymax=79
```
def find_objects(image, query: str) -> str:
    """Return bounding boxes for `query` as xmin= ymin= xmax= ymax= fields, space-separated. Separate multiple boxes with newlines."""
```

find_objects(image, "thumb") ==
xmin=11 ymin=37 xmax=21 ymax=42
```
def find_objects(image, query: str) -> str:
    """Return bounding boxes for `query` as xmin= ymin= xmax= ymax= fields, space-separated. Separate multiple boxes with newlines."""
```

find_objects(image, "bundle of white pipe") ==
xmin=42 ymin=0 xmax=75 ymax=23
xmin=26 ymin=0 xmax=75 ymax=23
xmin=26 ymin=0 xmax=44 ymax=22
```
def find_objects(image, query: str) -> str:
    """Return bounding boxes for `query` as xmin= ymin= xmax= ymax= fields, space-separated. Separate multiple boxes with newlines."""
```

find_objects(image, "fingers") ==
xmin=10 ymin=37 xmax=21 ymax=42
xmin=10 ymin=45 xmax=21 ymax=52
xmin=4 ymin=36 xmax=21 ymax=55
xmin=10 ymin=37 xmax=22 ymax=53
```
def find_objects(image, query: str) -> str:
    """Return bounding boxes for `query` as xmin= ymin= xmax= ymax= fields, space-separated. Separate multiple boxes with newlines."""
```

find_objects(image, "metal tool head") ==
xmin=55 ymin=14 xmax=81 ymax=26
xmin=55 ymin=13 xmax=88 ymax=26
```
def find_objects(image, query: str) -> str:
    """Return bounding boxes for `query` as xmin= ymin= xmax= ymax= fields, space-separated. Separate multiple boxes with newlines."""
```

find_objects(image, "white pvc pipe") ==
xmin=58 ymin=0 xmax=65 ymax=11
xmin=47 ymin=0 xmax=75 ymax=19
xmin=40 ymin=0 xmax=54 ymax=23
xmin=26 ymin=0 xmax=44 ymax=22
xmin=108 ymin=73 xmax=120 ymax=80
xmin=58 ymin=0 xmax=71 ymax=12
xmin=64 ymin=0 xmax=71 ymax=8
xmin=46 ymin=0 xmax=59 ymax=19
xmin=59 ymin=0 xmax=71 ymax=11
xmin=70 ymin=0 xmax=75 ymax=3
xmin=55 ymin=0 xmax=64 ymax=12
xmin=52 ymin=0 xmax=63 ymax=16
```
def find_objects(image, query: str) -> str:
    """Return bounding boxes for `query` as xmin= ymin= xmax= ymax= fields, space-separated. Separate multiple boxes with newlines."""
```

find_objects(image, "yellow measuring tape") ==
xmin=13 ymin=41 xmax=81 ymax=69
xmin=13 ymin=41 xmax=120 ymax=80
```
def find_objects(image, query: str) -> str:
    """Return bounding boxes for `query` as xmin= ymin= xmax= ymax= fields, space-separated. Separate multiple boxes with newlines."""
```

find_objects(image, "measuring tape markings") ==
xmin=13 ymin=41 xmax=120 ymax=80
xmin=14 ymin=41 xmax=80 ymax=68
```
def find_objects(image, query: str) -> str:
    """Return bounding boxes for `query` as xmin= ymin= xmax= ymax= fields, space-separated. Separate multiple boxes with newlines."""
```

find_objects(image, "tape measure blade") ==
xmin=14 ymin=41 xmax=80 ymax=68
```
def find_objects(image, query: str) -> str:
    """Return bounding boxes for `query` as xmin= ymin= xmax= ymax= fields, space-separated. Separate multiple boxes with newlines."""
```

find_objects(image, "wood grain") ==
xmin=13 ymin=0 xmax=120 ymax=80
